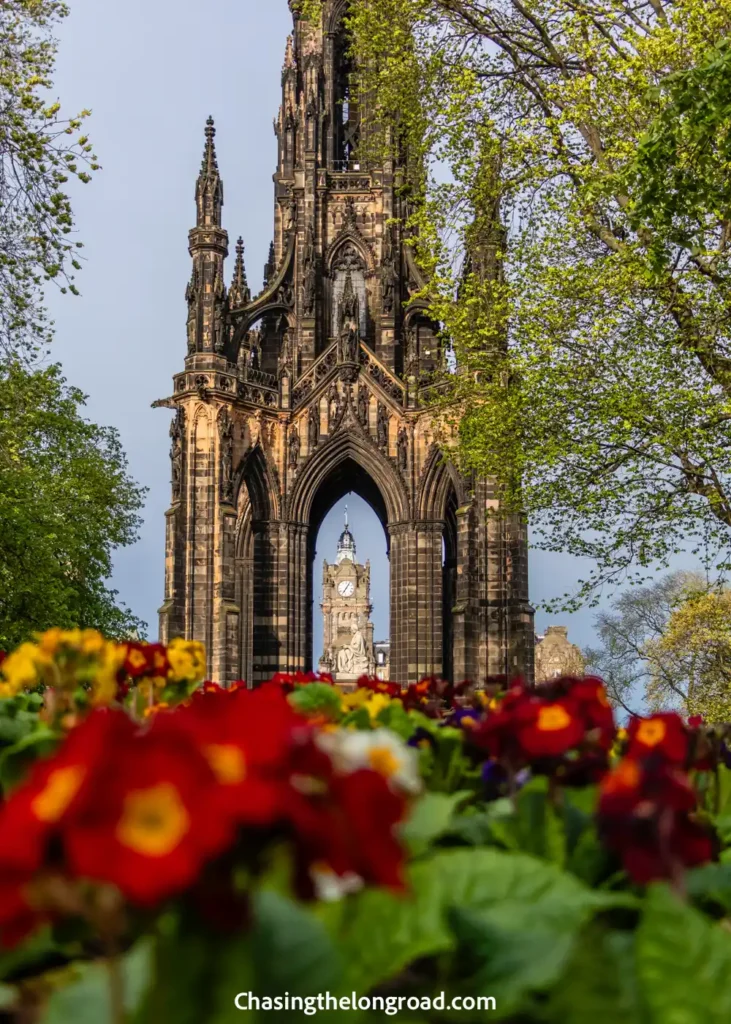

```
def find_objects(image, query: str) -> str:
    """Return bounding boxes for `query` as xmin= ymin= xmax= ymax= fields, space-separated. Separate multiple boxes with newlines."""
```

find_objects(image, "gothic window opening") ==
xmin=333 ymin=28 xmax=361 ymax=170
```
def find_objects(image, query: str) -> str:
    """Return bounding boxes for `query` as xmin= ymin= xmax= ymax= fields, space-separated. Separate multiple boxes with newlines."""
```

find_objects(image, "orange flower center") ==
xmin=32 ymin=766 xmax=86 ymax=823
xmin=368 ymin=746 xmax=401 ymax=778
xmin=636 ymin=720 xmax=667 ymax=747
xmin=205 ymin=744 xmax=246 ymax=785
xmin=604 ymin=759 xmax=642 ymax=794
xmin=116 ymin=783 xmax=190 ymax=858
xmin=537 ymin=705 xmax=572 ymax=732
xmin=127 ymin=649 xmax=148 ymax=671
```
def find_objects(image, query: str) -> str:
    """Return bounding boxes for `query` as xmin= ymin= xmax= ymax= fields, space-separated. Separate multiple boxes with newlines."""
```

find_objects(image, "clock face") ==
xmin=338 ymin=580 xmax=355 ymax=598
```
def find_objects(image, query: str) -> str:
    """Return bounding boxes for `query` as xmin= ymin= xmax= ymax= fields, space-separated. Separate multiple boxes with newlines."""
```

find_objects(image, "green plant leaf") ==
xmin=322 ymin=847 xmax=631 ymax=995
xmin=401 ymin=791 xmax=472 ymax=857
xmin=41 ymin=941 xmax=151 ymax=1024
xmin=636 ymin=884 xmax=731 ymax=1023
xmin=446 ymin=906 xmax=575 ymax=1019
xmin=542 ymin=926 xmax=642 ymax=1024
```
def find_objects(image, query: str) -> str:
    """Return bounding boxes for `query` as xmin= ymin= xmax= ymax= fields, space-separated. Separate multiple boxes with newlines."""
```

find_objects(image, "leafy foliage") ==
xmin=585 ymin=569 xmax=731 ymax=719
xmin=330 ymin=0 xmax=731 ymax=610
xmin=0 ymin=362 xmax=146 ymax=648
xmin=0 ymin=1 xmax=98 ymax=360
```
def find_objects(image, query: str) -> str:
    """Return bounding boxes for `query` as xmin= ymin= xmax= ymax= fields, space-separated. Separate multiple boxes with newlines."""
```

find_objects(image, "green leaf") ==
xmin=542 ymin=926 xmax=642 ymax=1024
xmin=0 ymin=729 xmax=58 ymax=793
xmin=137 ymin=893 xmax=343 ymax=1024
xmin=687 ymin=863 xmax=731 ymax=913
xmin=41 ymin=941 xmax=152 ymax=1024
xmin=636 ymin=884 xmax=731 ymax=1023
xmin=401 ymin=791 xmax=472 ymax=856
xmin=447 ymin=906 xmax=575 ymax=1019
xmin=322 ymin=847 xmax=631 ymax=995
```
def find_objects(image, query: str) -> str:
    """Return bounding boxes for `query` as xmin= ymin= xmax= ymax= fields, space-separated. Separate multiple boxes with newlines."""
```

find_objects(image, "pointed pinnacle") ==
xmin=201 ymin=115 xmax=219 ymax=175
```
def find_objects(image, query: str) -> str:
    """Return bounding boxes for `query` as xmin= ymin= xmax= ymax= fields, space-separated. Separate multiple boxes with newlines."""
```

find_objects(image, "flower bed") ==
xmin=0 ymin=632 xmax=730 ymax=1022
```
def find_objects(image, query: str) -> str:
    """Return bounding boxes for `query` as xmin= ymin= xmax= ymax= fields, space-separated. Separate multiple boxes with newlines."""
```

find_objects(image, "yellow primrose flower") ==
xmin=340 ymin=688 xmax=370 ymax=711
xmin=0 ymin=643 xmax=47 ymax=697
xmin=90 ymin=642 xmax=127 ymax=707
xmin=167 ymin=639 xmax=206 ymax=684
xmin=364 ymin=693 xmax=392 ymax=722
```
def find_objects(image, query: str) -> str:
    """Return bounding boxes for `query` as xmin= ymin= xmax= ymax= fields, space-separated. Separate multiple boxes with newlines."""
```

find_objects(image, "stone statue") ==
xmin=185 ymin=268 xmax=198 ymax=352
xmin=381 ymin=227 xmax=397 ymax=315
xmin=357 ymin=384 xmax=369 ymax=427
xmin=338 ymin=620 xmax=370 ymax=677
xmin=328 ymin=384 xmax=340 ymax=428
xmin=308 ymin=405 xmax=319 ymax=449
xmin=288 ymin=426 xmax=300 ymax=469
xmin=397 ymin=426 xmax=408 ymax=471
xmin=249 ymin=344 xmax=260 ymax=372
xmin=377 ymin=403 xmax=389 ymax=450
xmin=170 ymin=408 xmax=184 ymax=502
xmin=303 ymin=262 xmax=317 ymax=317
xmin=218 ymin=412 xmax=234 ymax=504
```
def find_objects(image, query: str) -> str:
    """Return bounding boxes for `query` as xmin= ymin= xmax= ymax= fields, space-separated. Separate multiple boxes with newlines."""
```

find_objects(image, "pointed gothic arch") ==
xmin=288 ymin=428 xmax=409 ymax=527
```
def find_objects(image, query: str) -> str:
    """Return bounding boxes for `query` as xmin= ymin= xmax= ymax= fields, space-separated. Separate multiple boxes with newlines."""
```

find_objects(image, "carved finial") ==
xmin=283 ymin=34 xmax=295 ymax=71
xmin=195 ymin=116 xmax=223 ymax=227
xmin=230 ymin=237 xmax=250 ymax=307
xmin=263 ymin=241 xmax=276 ymax=288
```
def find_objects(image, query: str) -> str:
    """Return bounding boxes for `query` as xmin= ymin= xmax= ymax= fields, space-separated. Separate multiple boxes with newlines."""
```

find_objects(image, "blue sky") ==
xmin=46 ymin=0 xmax=629 ymax=665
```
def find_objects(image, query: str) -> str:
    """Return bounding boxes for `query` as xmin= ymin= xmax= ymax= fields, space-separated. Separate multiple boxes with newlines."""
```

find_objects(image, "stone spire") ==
xmin=230 ymin=237 xmax=250 ymax=308
xmin=195 ymin=116 xmax=224 ymax=228
xmin=187 ymin=117 xmax=228 ymax=356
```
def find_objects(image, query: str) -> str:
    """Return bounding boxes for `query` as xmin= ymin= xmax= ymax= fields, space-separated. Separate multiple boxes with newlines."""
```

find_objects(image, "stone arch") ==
xmin=288 ymin=429 xmax=410 ymax=527
xmin=325 ymin=233 xmax=374 ymax=275
xmin=234 ymin=442 xmax=280 ymax=522
xmin=326 ymin=0 xmax=349 ymax=34
xmin=417 ymin=444 xmax=467 ymax=520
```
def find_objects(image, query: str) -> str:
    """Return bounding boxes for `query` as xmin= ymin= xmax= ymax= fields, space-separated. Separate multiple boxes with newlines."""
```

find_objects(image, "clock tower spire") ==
xmin=320 ymin=505 xmax=376 ymax=688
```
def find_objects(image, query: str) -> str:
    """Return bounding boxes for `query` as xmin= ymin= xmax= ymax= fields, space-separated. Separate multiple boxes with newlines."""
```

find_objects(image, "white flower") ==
xmin=317 ymin=728 xmax=422 ymax=796
xmin=310 ymin=865 xmax=364 ymax=902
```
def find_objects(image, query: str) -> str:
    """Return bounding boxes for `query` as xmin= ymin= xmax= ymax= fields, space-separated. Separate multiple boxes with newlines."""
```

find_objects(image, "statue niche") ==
xmin=331 ymin=242 xmax=367 ymax=340
xmin=338 ymin=270 xmax=360 ymax=364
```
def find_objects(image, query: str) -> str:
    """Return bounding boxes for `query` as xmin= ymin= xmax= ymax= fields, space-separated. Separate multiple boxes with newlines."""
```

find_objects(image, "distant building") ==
xmin=374 ymin=640 xmax=391 ymax=681
xmin=535 ymin=626 xmax=585 ymax=683
xmin=318 ymin=510 xmax=376 ymax=689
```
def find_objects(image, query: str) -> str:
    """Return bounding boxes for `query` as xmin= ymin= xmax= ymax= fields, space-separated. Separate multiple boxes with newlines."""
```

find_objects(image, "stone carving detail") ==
xmin=170 ymin=408 xmax=185 ymax=502
xmin=303 ymin=222 xmax=317 ymax=317
xmin=308 ymin=403 xmax=320 ymax=450
xmin=381 ymin=225 xmax=398 ymax=315
xmin=338 ymin=620 xmax=370 ymax=677
xmin=329 ymin=175 xmax=372 ymax=192
xmin=397 ymin=426 xmax=408 ymax=472
xmin=327 ymin=383 xmax=341 ymax=429
xmin=377 ymin=402 xmax=389 ymax=451
xmin=218 ymin=411 xmax=235 ymax=504
xmin=288 ymin=426 xmax=301 ymax=469
xmin=185 ymin=267 xmax=199 ymax=352
xmin=213 ymin=270 xmax=227 ymax=355
xmin=357 ymin=383 xmax=369 ymax=427
xmin=277 ymin=279 xmax=294 ymax=308
xmin=333 ymin=241 xmax=365 ymax=274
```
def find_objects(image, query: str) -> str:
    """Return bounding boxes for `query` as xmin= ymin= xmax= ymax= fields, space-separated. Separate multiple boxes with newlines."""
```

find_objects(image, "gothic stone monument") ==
xmin=158 ymin=0 xmax=534 ymax=686
xmin=318 ymin=510 xmax=376 ymax=687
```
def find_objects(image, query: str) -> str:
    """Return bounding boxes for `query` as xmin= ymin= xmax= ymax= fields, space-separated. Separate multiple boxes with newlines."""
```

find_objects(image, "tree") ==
xmin=0 ymin=362 xmax=147 ymax=649
xmin=322 ymin=0 xmax=731 ymax=610
xmin=0 ymin=1 xmax=98 ymax=360
xmin=584 ymin=571 xmax=731 ymax=722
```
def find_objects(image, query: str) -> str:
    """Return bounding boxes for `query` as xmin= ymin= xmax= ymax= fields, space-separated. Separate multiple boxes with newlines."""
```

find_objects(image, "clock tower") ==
xmin=319 ymin=508 xmax=376 ymax=687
